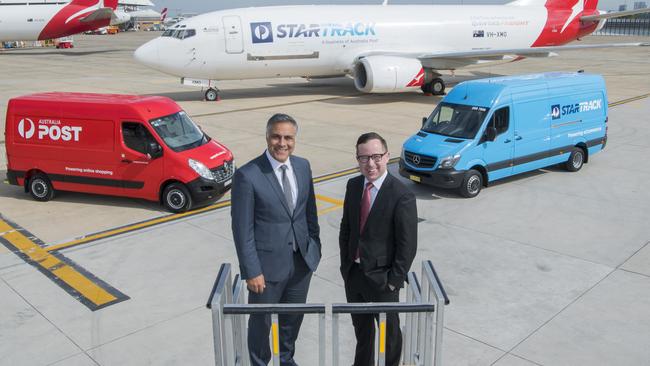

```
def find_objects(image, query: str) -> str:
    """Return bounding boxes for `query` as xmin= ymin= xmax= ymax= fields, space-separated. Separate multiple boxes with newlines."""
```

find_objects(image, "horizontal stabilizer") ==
xmin=581 ymin=8 xmax=650 ymax=21
xmin=79 ymin=7 xmax=114 ymax=23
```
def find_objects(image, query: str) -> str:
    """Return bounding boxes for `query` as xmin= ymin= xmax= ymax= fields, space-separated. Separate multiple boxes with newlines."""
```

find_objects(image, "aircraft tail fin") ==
xmin=508 ymin=0 xmax=599 ymax=11
xmin=161 ymin=8 xmax=168 ymax=22
xmin=69 ymin=0 xmax=118 ymax=10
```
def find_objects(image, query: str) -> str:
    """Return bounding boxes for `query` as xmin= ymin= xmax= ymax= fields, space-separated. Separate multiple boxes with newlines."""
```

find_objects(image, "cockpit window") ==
xmin=162 ymin=29 xmax=196 ymax=40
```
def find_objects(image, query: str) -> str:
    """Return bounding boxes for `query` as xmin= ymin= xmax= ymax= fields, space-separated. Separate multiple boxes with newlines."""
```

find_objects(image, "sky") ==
xmin=152 ymin=0 xmax=634 ymax=16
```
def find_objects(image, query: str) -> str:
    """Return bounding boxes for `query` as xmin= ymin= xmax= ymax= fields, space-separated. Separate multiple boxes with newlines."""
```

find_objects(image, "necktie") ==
xmin=355 ymin=182 xmax=374 ymax=261
xmin=280 ymin=165 xmax=294 ymax=215
xmin=359 ymin=182 xmax=373 ymax=233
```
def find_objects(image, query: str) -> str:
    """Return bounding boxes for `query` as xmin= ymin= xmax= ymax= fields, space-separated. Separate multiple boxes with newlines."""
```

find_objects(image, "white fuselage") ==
xmin=135 ymin=5 xmax=555 ymax=80
xmin=0 ymin=3 xmax=63 ymax=41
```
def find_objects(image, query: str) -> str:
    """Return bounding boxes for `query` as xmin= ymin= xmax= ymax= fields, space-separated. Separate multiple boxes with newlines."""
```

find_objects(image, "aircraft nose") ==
xmin=134 ymin=39 xmax=159 ymax=69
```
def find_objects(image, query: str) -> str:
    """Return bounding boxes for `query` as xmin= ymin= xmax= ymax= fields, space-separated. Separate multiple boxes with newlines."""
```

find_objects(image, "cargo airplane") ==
xmin=0 ymin=0 xmax=125 ymax=42
xmin=133 ymin=0 xmax=650 ymax=101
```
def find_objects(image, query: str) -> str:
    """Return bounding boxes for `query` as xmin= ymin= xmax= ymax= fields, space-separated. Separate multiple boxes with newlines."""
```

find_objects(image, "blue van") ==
xmin=400 ymin=72 xmax=608 ymax=197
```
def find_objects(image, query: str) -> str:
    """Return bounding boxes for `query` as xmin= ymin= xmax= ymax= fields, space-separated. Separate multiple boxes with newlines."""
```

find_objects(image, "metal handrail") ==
xmin=208 ymin=261 xmax=448 ymax=366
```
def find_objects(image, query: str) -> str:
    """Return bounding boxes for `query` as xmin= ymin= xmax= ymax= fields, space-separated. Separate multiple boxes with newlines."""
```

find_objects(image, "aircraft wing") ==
xmin=79 ymin=8 xmax=114 ymax=23
xmin=359 ymin=42 xmax=649 ymax=70
xmin=581 ymin=8 xmax=650 ymax=22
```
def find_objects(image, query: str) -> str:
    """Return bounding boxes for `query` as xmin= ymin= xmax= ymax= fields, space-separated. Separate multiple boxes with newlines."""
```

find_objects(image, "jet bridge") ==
xmin=207 ymin=260 xmax=450 ymax=366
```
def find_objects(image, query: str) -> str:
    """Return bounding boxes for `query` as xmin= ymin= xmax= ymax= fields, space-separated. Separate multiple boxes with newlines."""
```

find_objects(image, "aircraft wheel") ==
xmin=29 ymin=173 xmax=55 ymax=202
xmin=205 ymin=88 xmax=219 ymax=102
xmin=430 ymin=78 xmax=445 ymax=95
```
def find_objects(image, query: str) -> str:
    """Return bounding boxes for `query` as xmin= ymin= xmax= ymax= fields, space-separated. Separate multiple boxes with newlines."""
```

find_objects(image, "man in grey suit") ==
xmin=231 ymin=113 xmax=321 ymax=366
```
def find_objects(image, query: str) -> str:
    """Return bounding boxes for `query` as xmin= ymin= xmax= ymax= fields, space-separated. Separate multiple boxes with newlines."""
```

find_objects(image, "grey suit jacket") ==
xmin=231 ymin=152 xmax=321 ymax=282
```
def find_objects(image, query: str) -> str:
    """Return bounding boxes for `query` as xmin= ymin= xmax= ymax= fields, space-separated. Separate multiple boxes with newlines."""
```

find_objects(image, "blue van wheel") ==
xmin=565 ymin=148 xmax=585 ymax=172
xmin=459 ymin=170 xmax=482 ymax=198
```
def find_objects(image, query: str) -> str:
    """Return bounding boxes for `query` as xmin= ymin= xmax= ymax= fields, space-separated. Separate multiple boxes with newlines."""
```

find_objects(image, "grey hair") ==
xmin=266 ymin=113 xmax=298 ymax=137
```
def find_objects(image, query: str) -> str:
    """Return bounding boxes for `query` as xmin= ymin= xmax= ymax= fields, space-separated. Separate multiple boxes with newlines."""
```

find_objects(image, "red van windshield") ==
xmin=149 ymin=111 xmax=208 ymax=152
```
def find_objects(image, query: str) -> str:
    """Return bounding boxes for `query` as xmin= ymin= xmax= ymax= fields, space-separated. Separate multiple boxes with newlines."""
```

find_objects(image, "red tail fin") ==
xmin=68 ymin=0 xmax=118 ymax=10
xmin=544 ymin=0 xmax=598 ymax=10
xmin=161 ymin=8 xmax=168 ymax=22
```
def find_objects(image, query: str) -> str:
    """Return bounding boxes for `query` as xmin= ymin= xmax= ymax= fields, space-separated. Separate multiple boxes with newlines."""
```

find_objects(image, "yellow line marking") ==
xmin=46 ymin=200 xmax=232 ymax=252
xmin=609 ymin=93 xmax=649 ymax=108
xmin=379 ymin=320 xmax=386 ymax=354
xmin=1 ymin=220 xmax=117 ymax=307
xmin=272 ymin=322 xmax=280 ymax=355
xmin=315 ymin=194 xmax=344 ymax=206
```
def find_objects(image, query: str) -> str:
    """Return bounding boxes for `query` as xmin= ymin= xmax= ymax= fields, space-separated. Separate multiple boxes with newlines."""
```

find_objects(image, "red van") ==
xmin=5 ymin=93 xmax=234 ymax=213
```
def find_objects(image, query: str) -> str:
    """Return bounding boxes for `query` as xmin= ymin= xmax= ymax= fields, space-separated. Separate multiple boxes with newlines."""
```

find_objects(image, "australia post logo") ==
xmin=551 ymin=99 xmax=603 ymax=120
xmin=17 ymin=117 xmax=83 ymax=142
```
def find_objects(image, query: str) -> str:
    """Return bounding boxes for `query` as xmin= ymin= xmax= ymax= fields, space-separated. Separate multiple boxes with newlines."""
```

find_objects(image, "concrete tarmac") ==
xmin=0 ymin=32 xmax=649 ymax=365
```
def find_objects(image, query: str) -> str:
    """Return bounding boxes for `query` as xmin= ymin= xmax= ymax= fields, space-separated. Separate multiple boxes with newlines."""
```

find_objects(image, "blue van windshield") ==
xmin=422 ymin=102 xmax=489 ymax=139
xmin=149 ymin=111 xmax=208 ymax=152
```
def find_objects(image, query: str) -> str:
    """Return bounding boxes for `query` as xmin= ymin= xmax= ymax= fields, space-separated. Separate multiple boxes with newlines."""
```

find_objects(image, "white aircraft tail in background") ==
xmin=134 ymin=0 xmax=650 ymax=101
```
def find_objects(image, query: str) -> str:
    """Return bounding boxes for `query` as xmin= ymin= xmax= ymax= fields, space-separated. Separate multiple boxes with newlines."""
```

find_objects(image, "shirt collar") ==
xmin=265 ymin=149 xmax=292 ymax=171
xmin=364 ymin=170 xmax=388 ymax=191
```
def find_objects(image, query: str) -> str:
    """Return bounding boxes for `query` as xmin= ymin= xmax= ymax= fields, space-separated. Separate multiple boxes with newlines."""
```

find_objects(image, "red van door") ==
xmin=115 ymin=121 xmax=164 ymax=201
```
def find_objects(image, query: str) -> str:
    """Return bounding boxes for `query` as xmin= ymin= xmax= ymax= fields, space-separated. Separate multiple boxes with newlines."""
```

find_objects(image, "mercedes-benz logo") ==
xmin=412 ymin=155 xmax=421 ymax=165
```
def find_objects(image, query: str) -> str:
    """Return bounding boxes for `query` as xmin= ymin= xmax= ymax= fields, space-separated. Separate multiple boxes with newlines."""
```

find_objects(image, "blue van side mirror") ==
xmin=422 ymin=117 xmax=427 ymax=128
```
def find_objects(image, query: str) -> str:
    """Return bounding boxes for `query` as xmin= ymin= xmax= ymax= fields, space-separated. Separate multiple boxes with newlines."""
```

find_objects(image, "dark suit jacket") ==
xmin=339 ymin=173 xmax=417 ymax=290
xmin=231 ymin=153 xmax=321 ymax=282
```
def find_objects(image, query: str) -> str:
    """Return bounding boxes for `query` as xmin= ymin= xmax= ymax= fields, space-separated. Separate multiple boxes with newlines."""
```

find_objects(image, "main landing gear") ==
xmin=422 ymin=77 xmax=446 ymax=96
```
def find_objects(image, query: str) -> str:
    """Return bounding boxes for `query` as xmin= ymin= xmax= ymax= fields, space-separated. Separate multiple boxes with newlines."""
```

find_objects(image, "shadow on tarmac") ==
xmin=147 ymin=72 xmax=508 ymax=105
xmin=0 ymin=49 xmax=129 ymax=56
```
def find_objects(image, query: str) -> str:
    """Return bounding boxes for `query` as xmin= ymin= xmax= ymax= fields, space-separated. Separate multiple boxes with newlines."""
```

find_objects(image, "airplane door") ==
xmin=222 ymin=16 xmax=244 ymax=54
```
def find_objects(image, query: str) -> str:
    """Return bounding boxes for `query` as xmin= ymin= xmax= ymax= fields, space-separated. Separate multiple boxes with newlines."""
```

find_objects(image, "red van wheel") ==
xmin=162 ymin=183 xmax=192 ymax=213
xmin=29 ymin=173 xmax=55 ymax=201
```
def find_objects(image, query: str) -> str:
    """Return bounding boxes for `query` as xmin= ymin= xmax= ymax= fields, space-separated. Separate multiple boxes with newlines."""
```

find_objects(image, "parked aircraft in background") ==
xmin=134 ymin=0 xmax=650 ymax=101
xmin=0 ymin=0 xmax=125 ymax=42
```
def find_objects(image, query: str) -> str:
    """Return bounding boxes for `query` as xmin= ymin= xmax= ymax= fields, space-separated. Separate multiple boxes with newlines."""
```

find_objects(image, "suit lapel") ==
xmin=258 ymin=153 xmax=292 ymax=217
xmin=291 ymin=156 xmax=308 ymax=212
xmin=350 ymin=176 xmax=363 ymax=235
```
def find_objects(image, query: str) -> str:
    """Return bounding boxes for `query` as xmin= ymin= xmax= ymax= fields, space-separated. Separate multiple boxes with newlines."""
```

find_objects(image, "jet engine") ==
xmin=353 ymin=56 xmax=424 ymax=93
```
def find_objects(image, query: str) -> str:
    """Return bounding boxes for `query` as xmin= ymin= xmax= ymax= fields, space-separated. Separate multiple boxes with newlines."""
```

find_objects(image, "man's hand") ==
xmin=246 ymin=274 xmax=266 ymax=294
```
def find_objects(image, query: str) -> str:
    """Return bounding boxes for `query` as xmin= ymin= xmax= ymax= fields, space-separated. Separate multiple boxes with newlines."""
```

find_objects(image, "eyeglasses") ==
xmin=356 ymin=152 xmax=387 ymax=164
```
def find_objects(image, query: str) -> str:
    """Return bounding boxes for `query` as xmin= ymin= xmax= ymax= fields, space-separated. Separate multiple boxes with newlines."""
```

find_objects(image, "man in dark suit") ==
xmin=339 ymin=132 xmax=418 ymax=366
xmin=231 ymin=113 xmax=321 ymax=366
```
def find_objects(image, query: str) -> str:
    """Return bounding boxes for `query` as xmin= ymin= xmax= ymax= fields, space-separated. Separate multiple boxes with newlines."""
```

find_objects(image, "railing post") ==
xmin=271 ymin=313 xmax=280 ymax=366
xmin=332 ymin=312 xmax=339 ymax=366
xmin=319 ymin=312 xmax=326 ymax=366
xmin=377 ymin=312 xmax=387 ymax=366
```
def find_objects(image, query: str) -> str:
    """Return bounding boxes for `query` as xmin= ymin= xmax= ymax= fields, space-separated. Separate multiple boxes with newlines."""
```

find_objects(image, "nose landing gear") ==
xmin=205 ymin=88 xmax=220 ymax=102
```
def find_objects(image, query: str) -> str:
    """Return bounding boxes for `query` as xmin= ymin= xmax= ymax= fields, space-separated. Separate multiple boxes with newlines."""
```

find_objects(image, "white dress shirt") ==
xmin=363 ymin=170 xmax=388 ymax=210
xmin=265 ymin=149 xmax=298 ymax=207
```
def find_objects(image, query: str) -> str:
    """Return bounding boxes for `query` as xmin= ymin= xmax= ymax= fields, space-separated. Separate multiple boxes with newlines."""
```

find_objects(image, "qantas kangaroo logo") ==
xmin=18 ymin=118 xmax=35 ymax=139
xmin=66 ymin=0 xmax=103 ymax=24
